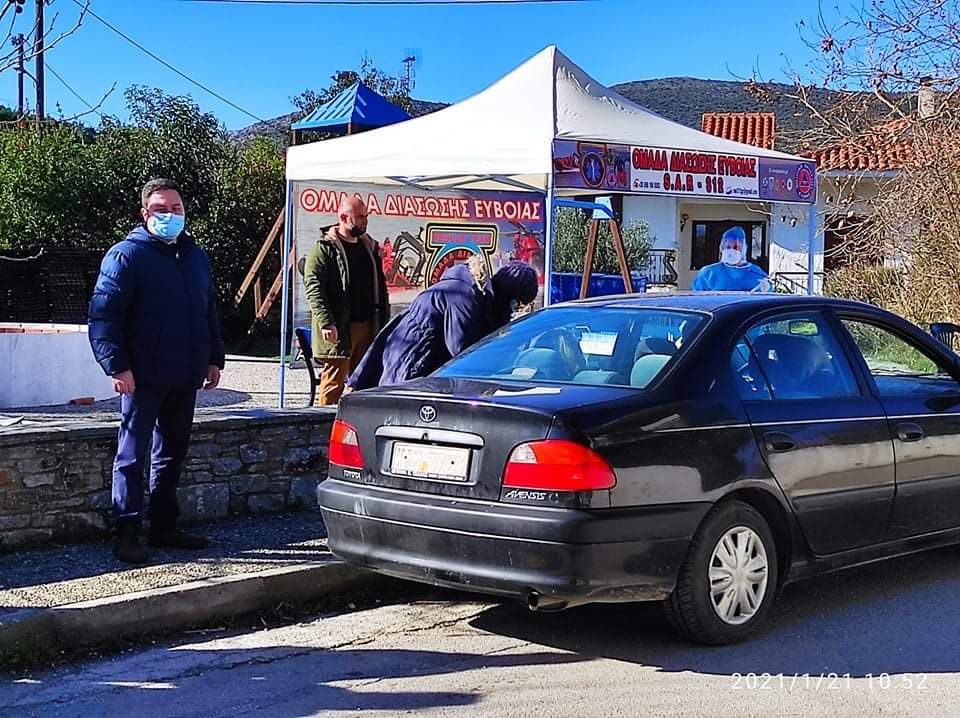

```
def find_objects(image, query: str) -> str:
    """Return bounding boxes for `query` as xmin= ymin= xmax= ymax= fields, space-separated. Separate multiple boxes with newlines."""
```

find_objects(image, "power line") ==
xmin=70 ymin=0 xmax=277 ymax=127
xmin=181 ymin=1 xmax=586 ymax=4
xmin=45 ymin=60 xmax=104 ymax=118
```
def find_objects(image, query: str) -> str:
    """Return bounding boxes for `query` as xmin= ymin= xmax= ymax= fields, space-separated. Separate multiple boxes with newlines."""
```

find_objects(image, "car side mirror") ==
xmin=926 ymin=392 xmax=960 ymax=412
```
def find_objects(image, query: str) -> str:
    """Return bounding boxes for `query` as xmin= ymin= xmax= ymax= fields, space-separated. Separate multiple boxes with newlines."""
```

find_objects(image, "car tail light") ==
xmin=329 ymin=419 xmax=364 ymax=469
xmin=503 ymin=441 xmax=616 ymax=492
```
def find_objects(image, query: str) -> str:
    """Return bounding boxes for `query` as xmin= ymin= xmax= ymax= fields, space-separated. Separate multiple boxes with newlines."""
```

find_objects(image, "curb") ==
xmin=0 ymin=561 xmax=375 ymax=662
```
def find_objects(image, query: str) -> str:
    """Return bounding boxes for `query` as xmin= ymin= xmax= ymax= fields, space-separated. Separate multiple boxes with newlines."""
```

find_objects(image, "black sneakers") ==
xmin=147 ymin=528 xmax=210 ymax=550
xmin=113 ymin=523 xmax=148 ymax=564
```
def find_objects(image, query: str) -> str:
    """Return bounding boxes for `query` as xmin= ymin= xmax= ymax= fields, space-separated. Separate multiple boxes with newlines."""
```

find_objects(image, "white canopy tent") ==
xmin=285 ymin=45 xmax=804 ymax=192
xmin=279 ymin=46 xmax=817 ymax=406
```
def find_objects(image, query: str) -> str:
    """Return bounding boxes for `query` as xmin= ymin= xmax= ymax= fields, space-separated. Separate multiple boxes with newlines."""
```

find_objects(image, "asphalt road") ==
xmin=3 ymin=545 xmax=960 ymax=718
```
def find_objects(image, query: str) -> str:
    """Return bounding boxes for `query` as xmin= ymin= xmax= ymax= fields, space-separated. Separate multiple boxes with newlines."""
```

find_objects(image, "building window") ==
xmin=824 ymin=215 xmax=878 ymax=273
xmin=691 ymin=220 xmax=768 ymax=271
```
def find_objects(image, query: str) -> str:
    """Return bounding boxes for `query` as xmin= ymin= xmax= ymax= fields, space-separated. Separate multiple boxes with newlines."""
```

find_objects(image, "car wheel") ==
xmin=664 ymin=500 xmax=778 ymax=645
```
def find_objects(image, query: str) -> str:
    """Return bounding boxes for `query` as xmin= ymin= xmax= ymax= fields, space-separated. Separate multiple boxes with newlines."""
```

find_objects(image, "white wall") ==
xmin=768 ymin=203 xmax=823 ymax=279
xmin=0 ymin=327 xmax=114 ymax=409
xmin=622 ymin=195 xmax=679 ymax=251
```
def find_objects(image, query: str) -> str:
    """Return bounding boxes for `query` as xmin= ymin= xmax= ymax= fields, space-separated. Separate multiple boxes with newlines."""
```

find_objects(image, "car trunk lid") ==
xmin=333 ymin=377 xmax=634 ymax=500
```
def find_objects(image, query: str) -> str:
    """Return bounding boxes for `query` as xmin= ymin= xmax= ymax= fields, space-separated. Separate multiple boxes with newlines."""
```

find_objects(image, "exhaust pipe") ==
xmin=527 ymin=591 xmax=568 ymax=612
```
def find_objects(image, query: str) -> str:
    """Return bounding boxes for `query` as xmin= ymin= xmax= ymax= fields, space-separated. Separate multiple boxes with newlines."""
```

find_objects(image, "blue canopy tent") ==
xmin=290 ymin=81 xmax=411 ymax=138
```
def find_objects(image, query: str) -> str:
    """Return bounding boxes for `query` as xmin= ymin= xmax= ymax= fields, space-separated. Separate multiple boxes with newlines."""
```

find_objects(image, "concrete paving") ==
xmin=0 ymin=512 xmax=330 ymax=610
xmin=0 ymin=512 xmax=386 ymax=668
xmin=2 ymin=544 xmax=959 ymax=717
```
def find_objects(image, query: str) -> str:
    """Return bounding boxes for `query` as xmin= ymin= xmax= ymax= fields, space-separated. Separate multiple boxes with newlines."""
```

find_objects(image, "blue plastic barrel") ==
xmin=549 ymin=272 xmax=647 ymax=304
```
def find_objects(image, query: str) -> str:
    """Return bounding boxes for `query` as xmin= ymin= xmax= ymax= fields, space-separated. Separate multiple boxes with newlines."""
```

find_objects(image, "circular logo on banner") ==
xmin=581 ymin=151 xmax=606 ymax=188
xmin=427 ymin=247 xmax=487 ymax=286
xmin=796 ymin=165 xmax=814 ymax=200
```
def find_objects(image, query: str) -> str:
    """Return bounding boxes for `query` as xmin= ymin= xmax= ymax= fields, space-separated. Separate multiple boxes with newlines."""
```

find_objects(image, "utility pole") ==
xmin=14 ymin=33 xmax=25 ymax=117
xmin=34 ymin=0 xmax=44 ymax=127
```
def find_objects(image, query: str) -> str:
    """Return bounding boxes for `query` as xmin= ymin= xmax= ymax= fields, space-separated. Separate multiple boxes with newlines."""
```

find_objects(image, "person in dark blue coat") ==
xmin=88 ymin=179 xmax=225 ymax=564
xmin=347 ymin=258 xmax=539 ymax=392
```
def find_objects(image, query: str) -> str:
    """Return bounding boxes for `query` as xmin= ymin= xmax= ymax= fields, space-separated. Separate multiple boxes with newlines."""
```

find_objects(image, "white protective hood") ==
xmin=285 ymin=46 xmax=804 ymax=190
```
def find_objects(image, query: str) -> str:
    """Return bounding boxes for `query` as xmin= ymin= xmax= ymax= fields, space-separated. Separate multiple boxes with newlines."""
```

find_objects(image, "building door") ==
xmin=691 ymin=220 xmax=768 ymax=272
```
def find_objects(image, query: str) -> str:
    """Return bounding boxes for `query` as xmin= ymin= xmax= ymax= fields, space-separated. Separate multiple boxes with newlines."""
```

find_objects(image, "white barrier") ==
xmin=0 ymin=324 xmax=114 ymax=409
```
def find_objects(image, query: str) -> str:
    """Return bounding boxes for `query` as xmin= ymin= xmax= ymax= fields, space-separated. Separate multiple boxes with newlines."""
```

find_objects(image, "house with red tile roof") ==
xmin=699 ymin=110 xmax=915 ymax=286
xmin=621 ymin=109 xmax=820 ymax=293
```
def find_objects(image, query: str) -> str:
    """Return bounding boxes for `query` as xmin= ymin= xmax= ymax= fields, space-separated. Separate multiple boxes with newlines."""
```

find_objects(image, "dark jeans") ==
xmin=112 ymin=384 xmax=198 ymax=531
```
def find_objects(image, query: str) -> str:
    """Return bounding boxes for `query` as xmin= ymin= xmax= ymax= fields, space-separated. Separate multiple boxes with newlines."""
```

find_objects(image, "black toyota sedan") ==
xmin=318 ymin=293 xmax=960 ymax=644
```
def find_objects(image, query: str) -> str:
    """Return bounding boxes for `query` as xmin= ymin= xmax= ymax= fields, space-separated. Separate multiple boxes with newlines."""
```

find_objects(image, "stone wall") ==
xmin=0 ymin=408 xmax=336 ymax=550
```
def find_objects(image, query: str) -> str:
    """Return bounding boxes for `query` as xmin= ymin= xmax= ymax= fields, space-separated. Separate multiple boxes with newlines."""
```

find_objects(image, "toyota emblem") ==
xmin=419 ymin=405 xmax=437 ymax=423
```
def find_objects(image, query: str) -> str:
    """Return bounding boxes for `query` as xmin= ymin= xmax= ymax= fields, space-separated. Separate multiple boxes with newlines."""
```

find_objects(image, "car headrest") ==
xmin=532 ymin=329 xmax=567 ymax=351
xmin=532 ymin=330 xmax=586 ymax=372
xmin=512 ymin=348 xmax=570 ymax=381
xmin=635 ymin=337 xmax=677 ymax=362
xmin=630 ymin=353 xmax=672 ymax=388
xmin=751 ymin=334 xmax=827 ymax=382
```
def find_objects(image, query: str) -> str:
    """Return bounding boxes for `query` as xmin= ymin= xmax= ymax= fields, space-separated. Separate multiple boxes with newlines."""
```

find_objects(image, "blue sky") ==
xmin=0 ymin=0 xmax=834 ymax=130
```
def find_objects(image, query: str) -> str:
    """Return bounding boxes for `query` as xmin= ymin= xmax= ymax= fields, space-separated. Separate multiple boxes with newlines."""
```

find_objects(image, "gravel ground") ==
xmin=0 ymin=357 xmax=315 ymax=429
xmin=0 ymin=511 xmax=330 ymax=611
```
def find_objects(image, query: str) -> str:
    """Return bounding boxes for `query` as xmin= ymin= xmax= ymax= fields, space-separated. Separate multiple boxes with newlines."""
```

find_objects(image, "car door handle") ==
xmin=763 ymin=432 xmax=797 ymax=453
xmin=896 ymin=422 xmax=925 ymax=442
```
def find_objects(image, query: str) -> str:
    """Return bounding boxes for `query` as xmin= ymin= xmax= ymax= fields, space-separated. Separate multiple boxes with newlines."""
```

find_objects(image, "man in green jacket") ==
xmin=303 ymin=195 xmax=389 ymax=405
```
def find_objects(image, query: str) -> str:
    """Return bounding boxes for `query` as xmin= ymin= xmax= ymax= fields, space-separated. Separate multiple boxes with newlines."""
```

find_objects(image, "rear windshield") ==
xmin=435 ymin=307 xmax=706 ymax=389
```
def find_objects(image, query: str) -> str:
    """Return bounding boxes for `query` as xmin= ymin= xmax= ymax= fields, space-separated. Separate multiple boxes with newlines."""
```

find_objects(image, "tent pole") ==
xmin=543 ymin=175 xmax=555 ymax=307
xmin=278 ymin=179 xmax=294 ymax=408
xmin=807 ymin=203 xmax=817 ymax=296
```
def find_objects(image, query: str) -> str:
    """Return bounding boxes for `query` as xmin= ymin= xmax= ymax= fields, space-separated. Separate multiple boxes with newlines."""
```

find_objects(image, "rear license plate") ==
xmin=390 ymin=442 xmax=470 ymax=482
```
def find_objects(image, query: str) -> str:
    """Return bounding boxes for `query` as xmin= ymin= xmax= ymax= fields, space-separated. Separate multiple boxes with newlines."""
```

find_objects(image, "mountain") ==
xmin=610 ymin=77 xmax=840 ymax=143
xmin=233 ymin=78 xmax=897 ymax=151
xmin=232 ymin=98 xmax=449 ymax=146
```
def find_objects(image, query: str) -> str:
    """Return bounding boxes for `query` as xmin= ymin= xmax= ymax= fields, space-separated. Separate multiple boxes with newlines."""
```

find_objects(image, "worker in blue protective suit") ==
xmin=692 ymin=226 xmax=771 ymax=292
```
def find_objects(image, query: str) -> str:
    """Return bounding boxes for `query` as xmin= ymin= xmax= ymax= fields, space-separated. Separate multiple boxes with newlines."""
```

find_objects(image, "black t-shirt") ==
xmin=343 ymin=238 xmax=375 ymax=322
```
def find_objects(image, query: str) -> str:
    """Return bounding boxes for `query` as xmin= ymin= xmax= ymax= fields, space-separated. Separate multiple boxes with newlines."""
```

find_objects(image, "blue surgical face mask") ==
xmin=147 ymin=212 xmax=185 ymax=243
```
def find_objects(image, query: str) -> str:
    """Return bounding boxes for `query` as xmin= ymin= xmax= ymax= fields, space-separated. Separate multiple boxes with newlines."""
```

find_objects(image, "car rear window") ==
xmin=435 ymin=307 xmax=706 ymax=389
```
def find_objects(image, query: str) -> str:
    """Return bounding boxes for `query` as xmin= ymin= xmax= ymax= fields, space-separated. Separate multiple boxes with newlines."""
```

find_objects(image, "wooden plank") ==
xmin=255 ymin=245 xmax=297 ymax=321
xmin=253 ymin=277 xmax=263 ymax=314
xmin=234 ymin=208 xmax=285 ymax=307
xmin=608 ymin=219 xmax=635 ymax=293
xmin=579 ymin=219 xmax=599 ymax=300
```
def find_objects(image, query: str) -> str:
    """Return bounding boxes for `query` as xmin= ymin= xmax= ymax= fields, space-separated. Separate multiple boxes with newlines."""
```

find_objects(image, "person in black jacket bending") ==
xmin=347 ymin=258 xmax=538 ymax=392
xmin=88 ymin=179 xmax=225 ymax=564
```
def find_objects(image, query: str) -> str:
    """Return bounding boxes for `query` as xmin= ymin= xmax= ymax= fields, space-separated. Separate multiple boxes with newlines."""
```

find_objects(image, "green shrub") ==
xmin=552 ymin=207 xmax=652 ymax=275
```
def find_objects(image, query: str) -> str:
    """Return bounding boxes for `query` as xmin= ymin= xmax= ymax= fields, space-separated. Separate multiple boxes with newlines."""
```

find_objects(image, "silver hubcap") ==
xmin=708 ymin=526 xmax=769 ymax=626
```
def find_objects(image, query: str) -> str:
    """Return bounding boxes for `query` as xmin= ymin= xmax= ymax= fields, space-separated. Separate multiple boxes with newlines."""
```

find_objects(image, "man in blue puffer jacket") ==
xmin=347 ymin=258 xmax=539 ymax=391
xmin=88 ymin=179 xmax=225 ymax=564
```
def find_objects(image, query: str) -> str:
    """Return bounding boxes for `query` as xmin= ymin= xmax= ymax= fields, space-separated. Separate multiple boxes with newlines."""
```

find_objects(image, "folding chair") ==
xmin=930 ymin=322 xmax=960 ymax=352
xmin=294 ymin=327 xmax=320 ymax=407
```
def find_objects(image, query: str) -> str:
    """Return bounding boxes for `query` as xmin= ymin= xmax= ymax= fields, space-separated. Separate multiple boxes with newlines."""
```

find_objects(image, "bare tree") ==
xmin=768 ymin=0 xmax=960 ymax=324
